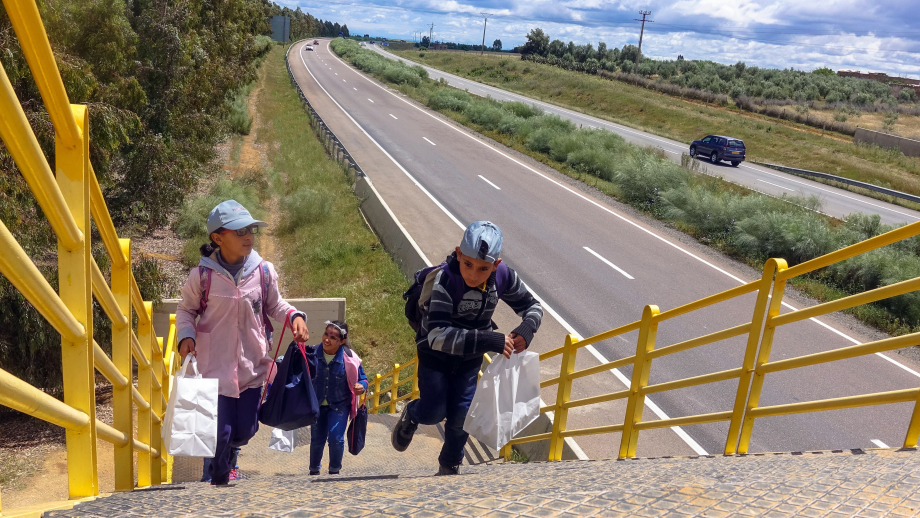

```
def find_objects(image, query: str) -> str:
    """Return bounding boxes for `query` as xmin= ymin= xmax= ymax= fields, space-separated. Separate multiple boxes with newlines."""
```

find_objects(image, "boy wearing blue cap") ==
xmin=392 ymin=221 xmax=543 ymax=475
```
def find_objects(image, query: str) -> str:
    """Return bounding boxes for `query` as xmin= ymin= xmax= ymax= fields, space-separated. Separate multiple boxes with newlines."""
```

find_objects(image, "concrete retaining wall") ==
xmin=854 ymin=127 xmax=920 ymax=157
xmin=152 ymin=298 xmax=346 ymax=351
xmin=354 ymin=174 xmax=431 ymax=276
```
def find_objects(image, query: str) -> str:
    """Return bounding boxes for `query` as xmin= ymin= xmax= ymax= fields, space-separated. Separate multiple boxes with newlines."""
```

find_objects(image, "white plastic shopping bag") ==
xmin=268 ymin=427 xmax=296 ymax=453
xmin=463 ymin=351 xmax=541 ymax=450
xmin=161 ymin=356 xmax=218 ymax=457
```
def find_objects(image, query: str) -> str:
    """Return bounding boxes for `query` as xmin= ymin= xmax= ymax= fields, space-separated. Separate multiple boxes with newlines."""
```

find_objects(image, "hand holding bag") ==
xmin=161 ymin=356 xmax=219 ymax=457
xmin=462 ymin=351 xmax=541 ymax=451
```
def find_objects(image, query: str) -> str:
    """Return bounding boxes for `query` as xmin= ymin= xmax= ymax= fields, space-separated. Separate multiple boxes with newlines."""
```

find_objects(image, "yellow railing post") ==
xmin=112 ymin=238 xmax=134 ymax=491
xmin=619 ymin=305 xmax=660 ymax=459
xmin=373 ymin=374 xmax=381 ymax=412
xmin=162 ymin=315 xmax=176 ymax=484
xmin=737 ymin=259 xmax=789 ymax=454
xmin=151 ymin=336 xmax=164 ymax=485
xmin=389 ymin=364 xmax=401 ymax=413
xmin=56 ymin=103 xmax=99 ymax=498
xmin=410 ymin=362 xmax=419 ymax=397
xmin=724 ymin=259 xmax=778 ymax=454
xmin=137 ymin=301 xmax=154 ymax=486
xmin=903 ymin=388 xmax=920 ymax=449
xmin=548 ymin=334 xmax=579 ymax=461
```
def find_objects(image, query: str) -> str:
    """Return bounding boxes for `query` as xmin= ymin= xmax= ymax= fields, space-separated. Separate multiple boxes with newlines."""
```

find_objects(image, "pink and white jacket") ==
xmin=176 ymin=250 xmax=305 ymax=398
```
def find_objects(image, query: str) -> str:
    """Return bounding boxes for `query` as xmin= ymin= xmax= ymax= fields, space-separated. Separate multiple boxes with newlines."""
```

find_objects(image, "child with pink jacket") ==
xmin=176 ymin=200 xmax=308 ymax=485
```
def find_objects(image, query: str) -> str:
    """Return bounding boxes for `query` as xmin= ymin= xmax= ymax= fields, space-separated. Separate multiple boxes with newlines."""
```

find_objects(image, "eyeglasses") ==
xmin=219 ymin=225 xmax=260 ymax=237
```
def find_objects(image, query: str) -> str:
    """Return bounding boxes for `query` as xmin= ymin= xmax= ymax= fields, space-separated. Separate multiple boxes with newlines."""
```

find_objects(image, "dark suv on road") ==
xmin=690 ymin=135 xmax=746 ymax=166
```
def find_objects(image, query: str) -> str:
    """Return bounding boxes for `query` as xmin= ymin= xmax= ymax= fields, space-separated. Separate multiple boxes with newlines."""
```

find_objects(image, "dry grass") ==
xmin=392 ymin=50 xmax=920 ymax=196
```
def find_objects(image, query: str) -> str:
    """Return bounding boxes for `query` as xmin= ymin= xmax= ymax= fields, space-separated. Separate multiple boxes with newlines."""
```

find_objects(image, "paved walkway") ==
xmin=48 ymin=447 xmax=919 ymax=517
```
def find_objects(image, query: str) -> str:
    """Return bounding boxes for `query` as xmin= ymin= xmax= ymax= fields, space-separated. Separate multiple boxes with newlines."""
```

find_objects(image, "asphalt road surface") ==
xmin=368 ymin=44 xmax=920 ymax=227
xmin=294 ymin=41 xmax=920 ymax=457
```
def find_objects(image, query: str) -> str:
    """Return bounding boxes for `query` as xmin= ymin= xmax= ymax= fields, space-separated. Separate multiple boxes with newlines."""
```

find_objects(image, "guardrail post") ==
xmin=112 ymin=238 xmax=134 ymax=491
xmin=548 ymin=334 xmax=579 ymax=461
xmin=138 ymin=301 xmax=154 ymax=487
xmin=389 ymin=364 xmax=401 ymax=413
xmin=619 ymin=305 xmax=660 ymax=459
xmin=57 ymin=104 xmax=99 ymax=498
xmin=737 ymin=259 xmax=789 ymax=454
xmin=905 ymin=389 xmax=920 ymax=449
xmin=724 ymin=259 xmax=778 ymax=455
xmin=151 ymin=336 xmax=163 ymax=485
xmin=373 ymin=374 xmax=382 ymax=413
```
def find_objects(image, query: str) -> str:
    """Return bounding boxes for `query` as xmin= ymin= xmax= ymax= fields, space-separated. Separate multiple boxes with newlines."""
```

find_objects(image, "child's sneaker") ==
xmin=436 ymin=464 xmax=460 ymax=476
xmin=228 ymin=468 xmax=241 ymax=481
xmin=391 ymin=402 xmax=418 ymax=452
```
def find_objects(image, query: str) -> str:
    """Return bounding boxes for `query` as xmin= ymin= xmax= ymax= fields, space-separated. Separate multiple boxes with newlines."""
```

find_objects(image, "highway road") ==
xmin=294 ymin=41 xmax=920 ymax=457
xmin=368 ymin=44 xmax=920 ymax=227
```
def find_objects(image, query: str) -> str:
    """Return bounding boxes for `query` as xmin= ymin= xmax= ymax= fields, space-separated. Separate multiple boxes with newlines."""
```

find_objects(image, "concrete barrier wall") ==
xmin=854 ymin=127 xmax=920 ymax=157
xmin=153 ymin=298 xmax=346 ymax=351
xmin=355 ymin=174 xmax=431 ymax=276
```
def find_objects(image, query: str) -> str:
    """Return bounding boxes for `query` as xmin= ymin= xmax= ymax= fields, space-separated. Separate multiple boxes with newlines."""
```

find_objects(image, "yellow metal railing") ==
xmin=497 ymin=220 xmax=920 ymax=461
xmin=367 ymin=354 xmax=493 ymax=414
xmin=0 ymin=0 xmax=183 ymax=513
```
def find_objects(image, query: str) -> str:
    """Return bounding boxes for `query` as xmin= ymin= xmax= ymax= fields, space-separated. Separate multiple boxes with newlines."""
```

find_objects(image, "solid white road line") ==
xmin=353 ymin=87 xmax=357 ymax=90
xmin=583 ymin=247 xmax=635 ymax=280
xmin=423 ymin=137 xmax=436 ymax=146
xmin=478 ymin=175 xmax=501 ymax=190
xmin=343 ymin=79 xmax=346 ymax=82
xmin=354 ymin=47 xmax=920 ymax=383
xmin=389 ymin=114 xmax=398 ymax=120
xmin=871 ymin=439 xmax=889 ymax=448
xmin=322 ymin=45 xmax=707 ymax=456
xmin=757 ymin=179 xmax=795 ymax=191
xmin=368 ymin=99 xmax=374 ymax=103
xmin=374 ymin=48 xmax=919 ymax=222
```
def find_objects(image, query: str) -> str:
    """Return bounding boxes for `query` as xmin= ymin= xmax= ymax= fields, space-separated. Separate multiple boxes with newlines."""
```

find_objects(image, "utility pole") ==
xmin=634 ymin=10 xmax=653 ymax=63
xmin=428 ymin=23 xmax=435 ymax=50
xmin=480 ymin=13 xmax=493 ymax=55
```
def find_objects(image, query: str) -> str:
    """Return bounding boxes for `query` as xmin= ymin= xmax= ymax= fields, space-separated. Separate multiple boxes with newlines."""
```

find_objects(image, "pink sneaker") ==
xmin=228 ymin=468 xmax=241 ymax=481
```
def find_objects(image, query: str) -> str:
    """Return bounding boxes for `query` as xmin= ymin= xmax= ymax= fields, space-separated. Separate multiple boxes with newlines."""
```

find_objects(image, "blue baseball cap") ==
xmin=206 ymin=200 xmax=267 ymax=235
xmin=459 ymin=221 xmax=503 ymax=263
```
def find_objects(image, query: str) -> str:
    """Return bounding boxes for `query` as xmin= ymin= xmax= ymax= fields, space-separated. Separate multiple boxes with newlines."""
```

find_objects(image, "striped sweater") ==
xmin=416 ymin=253 xmax=543 ymax=371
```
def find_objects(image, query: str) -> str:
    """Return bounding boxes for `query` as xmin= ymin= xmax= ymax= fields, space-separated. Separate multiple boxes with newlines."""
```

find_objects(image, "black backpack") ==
xmin=403 ymin=260 xmax=511 ymax=333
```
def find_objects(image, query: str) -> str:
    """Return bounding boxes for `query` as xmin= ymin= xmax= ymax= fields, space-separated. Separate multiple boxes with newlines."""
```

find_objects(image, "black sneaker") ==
xmin=391 ymin=402 xmax=418 ymax=452
xmin=309 ymin=470 xmax=319 ymax=476
xmin=436 ymin=464 xmax=460 ymax=476
xmin=328 ymin=470 xmax=339 ymax=475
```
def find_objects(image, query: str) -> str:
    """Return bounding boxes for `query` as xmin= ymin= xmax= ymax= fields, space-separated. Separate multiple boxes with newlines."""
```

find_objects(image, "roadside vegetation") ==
xmin=174 ymin=46 xmax=415 ymax=375
xmin=390 ymin=49 xmax=920 ymax=202
xmin=332 ymin=37 xmax=920 ymax=337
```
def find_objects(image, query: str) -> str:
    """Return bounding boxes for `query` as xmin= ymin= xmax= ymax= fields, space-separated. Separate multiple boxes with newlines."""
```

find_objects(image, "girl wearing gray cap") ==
xmin=175 ymin=200 xmax=309 ymax=485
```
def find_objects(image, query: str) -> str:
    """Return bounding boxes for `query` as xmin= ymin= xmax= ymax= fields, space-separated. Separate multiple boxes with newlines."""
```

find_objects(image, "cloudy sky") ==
xmin=280 ymin=0 xmax=920 ymax=79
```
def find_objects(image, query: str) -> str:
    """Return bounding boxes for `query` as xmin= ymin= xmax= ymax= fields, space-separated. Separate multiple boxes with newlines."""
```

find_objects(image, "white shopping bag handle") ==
xmin=177 ymin=355 xmax=201 ymax=379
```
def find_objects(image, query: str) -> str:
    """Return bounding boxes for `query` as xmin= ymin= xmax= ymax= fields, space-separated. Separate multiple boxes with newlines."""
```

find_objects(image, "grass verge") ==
xmin=390 ymin=49 xmax=920 ymax=200
xmin=174 ymin=46 xmax=416 ymax=375
xmin=332 ymin=39 xmax=920 ymax=338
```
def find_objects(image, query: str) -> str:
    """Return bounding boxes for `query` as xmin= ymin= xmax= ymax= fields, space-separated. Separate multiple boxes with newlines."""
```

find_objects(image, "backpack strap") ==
xmin=494 ymin=262 xmax=512 ymax=299
xmin=196 ymin=266 xmax=212 ymax=316
xmin=259 ymin=262 xmax=275 ymax=342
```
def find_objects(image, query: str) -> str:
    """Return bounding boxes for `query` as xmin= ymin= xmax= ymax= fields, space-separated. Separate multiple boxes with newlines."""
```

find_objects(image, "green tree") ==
xmin=492 ymin=38 xmax=502 ymax=51
xmin=521 ymin=28 xmax=549 ymax=56
xmin=812 ymin=66 xmax=835 ymax=76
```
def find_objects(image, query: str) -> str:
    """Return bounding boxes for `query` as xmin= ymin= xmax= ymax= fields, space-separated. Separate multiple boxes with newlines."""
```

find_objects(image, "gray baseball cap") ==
xmin=459 ymin=221 xmax=503 ymax=263
xmin=206 ymin=200 xmax=267 ymax=235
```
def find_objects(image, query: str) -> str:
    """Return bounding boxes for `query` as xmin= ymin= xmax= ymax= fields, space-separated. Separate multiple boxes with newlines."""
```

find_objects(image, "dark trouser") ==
xmin=407 ymin=360 xmax=480 ymax=468
xmin=309 ymin=405 xmax=350 ymax=472
xmin=201 ymin=448 xmax=240 ymax=482
xmin=209 ymin=387 xmax=261 ymax=484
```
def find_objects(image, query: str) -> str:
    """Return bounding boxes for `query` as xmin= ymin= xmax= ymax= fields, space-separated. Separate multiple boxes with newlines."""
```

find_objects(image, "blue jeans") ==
xmin=407 ymin=360 xmax=479 ymax=468
xmin=310 ymin=405 xmax=350 ymax=472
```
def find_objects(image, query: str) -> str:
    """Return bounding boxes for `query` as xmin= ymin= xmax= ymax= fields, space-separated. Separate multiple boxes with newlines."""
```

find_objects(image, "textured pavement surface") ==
xmin=47 ymin=447 xmax=920 ymax=517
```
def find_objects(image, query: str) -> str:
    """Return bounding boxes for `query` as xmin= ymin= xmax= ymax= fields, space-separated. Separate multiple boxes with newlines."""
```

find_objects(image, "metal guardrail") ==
xmin=0 ymin=0 xmax=181 ymax=513
xmin=366 ymin=353 xmax=493 ymax=414
xmin=284 ymin=43 xmax=365 ymax=184
xmin=750 ymin=161 xmax=920 ymax=205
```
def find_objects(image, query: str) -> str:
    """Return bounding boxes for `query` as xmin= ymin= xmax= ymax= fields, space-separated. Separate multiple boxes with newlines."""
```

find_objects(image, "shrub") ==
xmin=280 ymin=186 xmax=333 ymax=233
xmin=525 ymin=127 xmax=559 ymax=153
xmin=465 ymin=102 xmax=504 ymax=130
xmin=614 ymin=152 xmax=688 ymax=210
xmin=497 ymin=113 xmax=526 ymax=135
xmin=566 ymin=145 xmax=617 ymax=181
xmin=427 ymin=88 xmax=472 ymax=111
xmin=503 ymin=101 xmax=543 ymax=118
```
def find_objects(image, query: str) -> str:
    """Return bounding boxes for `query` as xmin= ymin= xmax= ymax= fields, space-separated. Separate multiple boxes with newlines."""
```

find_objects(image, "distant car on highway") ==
xmin=313 ymin=40 xmax=319 ymax=45
xmin=690 ymin=135 xmax=746 ymax=167
xmin=304 ymin=45 xmax=314 ymax=51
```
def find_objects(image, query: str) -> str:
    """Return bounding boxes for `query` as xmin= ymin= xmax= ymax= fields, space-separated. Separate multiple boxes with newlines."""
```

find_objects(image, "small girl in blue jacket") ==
xmin=308 ymin=320 xmax=368 ymax=475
